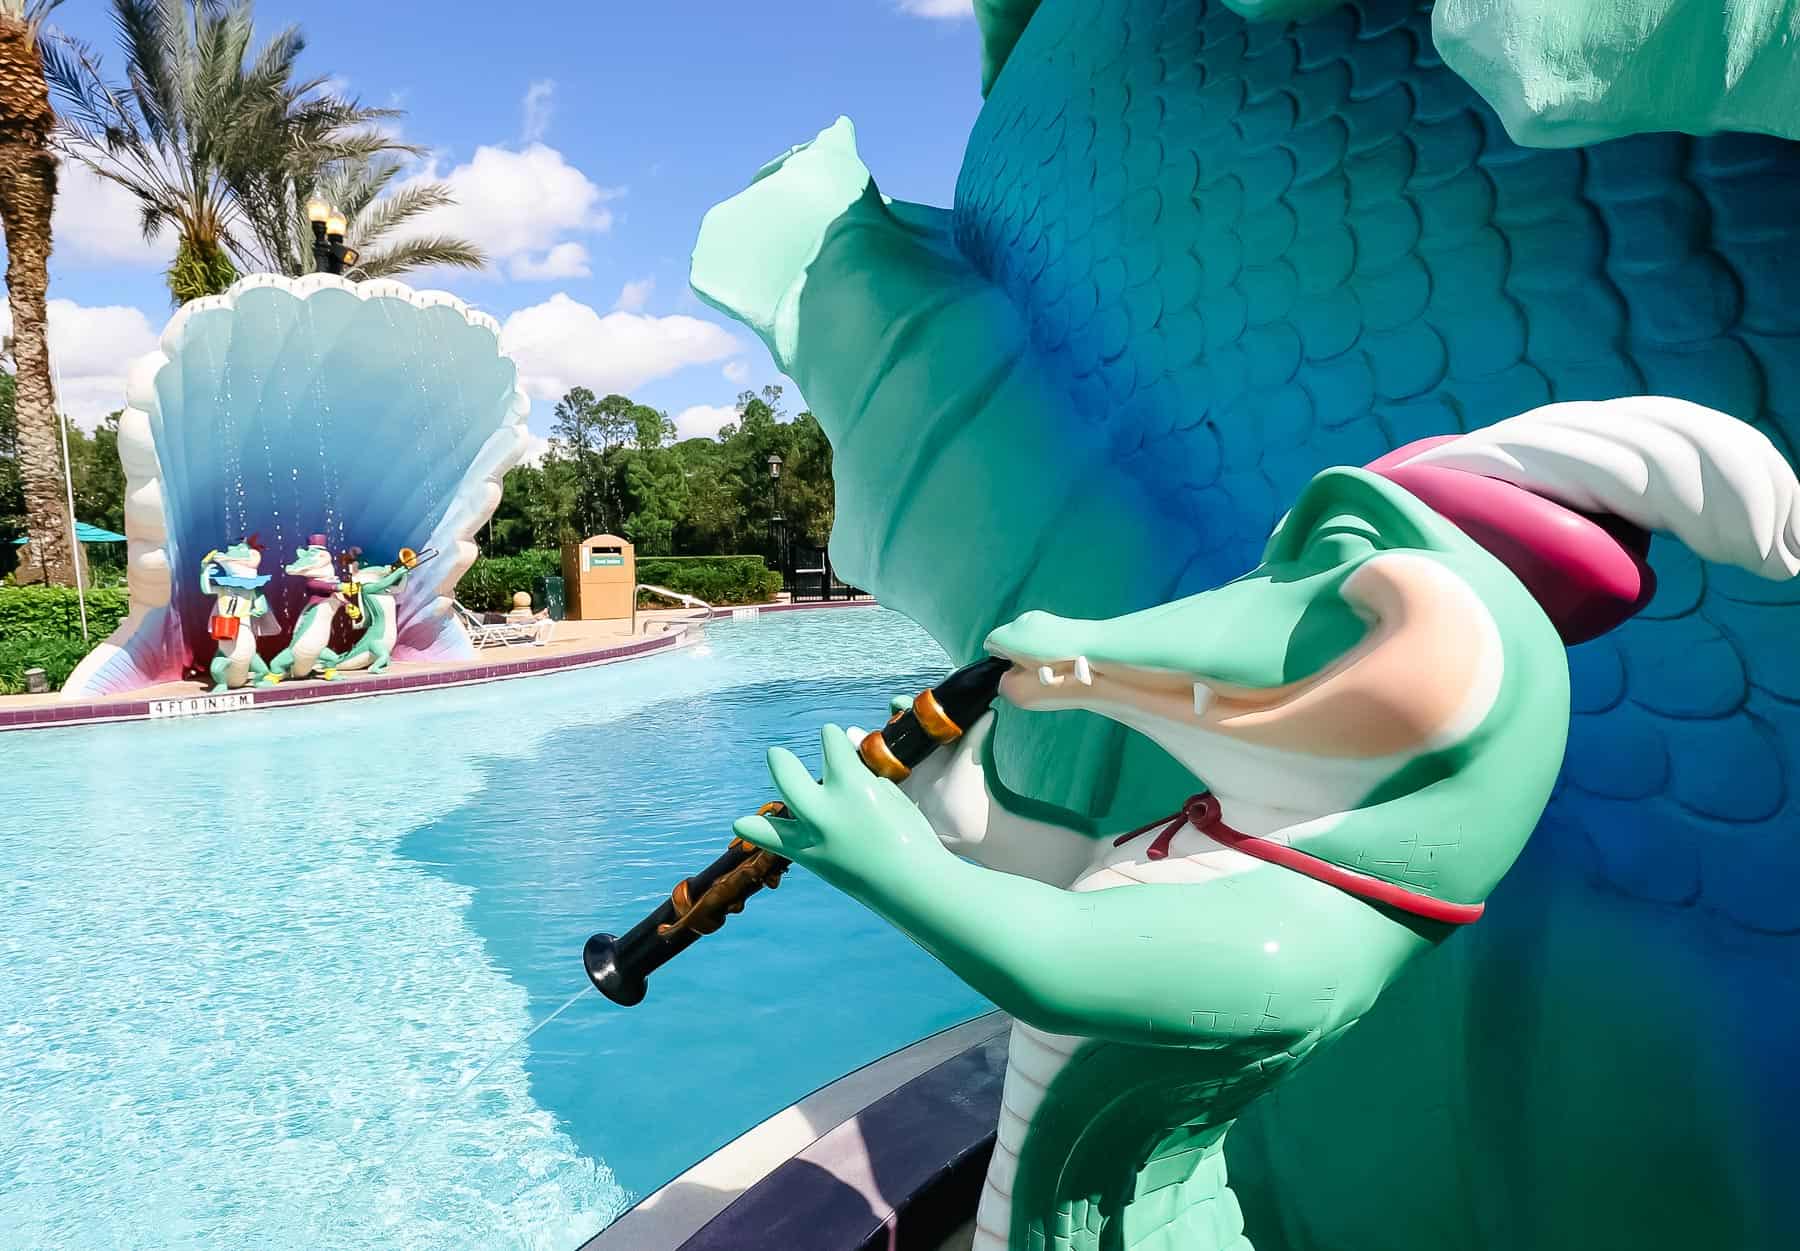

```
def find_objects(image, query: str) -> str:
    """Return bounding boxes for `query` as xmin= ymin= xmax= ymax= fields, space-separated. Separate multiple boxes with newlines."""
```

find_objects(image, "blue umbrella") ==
xmin=10 ymin=522 xmax=127 ymax=545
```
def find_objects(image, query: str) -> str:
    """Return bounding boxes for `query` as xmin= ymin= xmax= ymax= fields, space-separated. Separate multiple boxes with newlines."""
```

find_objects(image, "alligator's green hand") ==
xmin=734 ymin=724 xmax=947 ymax=894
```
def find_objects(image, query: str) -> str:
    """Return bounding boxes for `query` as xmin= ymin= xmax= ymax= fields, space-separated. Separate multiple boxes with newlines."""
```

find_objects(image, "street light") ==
xmin=766 ymin=454 xmax=785 ymax=582
xmin=307 ymin=199 xmax=355 ymax=276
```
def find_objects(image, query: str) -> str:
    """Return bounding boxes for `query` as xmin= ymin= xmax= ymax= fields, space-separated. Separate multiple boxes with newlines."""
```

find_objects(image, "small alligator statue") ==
xmin=328 ymin=549 xmax=423 ymax=676
xmin=199 ymin=537 xmax=277 ymax=692
xmin=262 ymin=535 xmax=348 ymax=684
xmin=736 ymin=399 xmax=1800 ymax=1251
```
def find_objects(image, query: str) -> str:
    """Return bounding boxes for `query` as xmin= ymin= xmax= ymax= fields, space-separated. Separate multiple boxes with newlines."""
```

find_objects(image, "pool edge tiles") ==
xmin=0 ymin=600 xmax=882 ymax=735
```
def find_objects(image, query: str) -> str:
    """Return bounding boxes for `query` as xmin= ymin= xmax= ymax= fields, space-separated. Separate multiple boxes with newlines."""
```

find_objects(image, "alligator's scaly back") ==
xmin=695 ymin=1 xmax=1800 ymax=1247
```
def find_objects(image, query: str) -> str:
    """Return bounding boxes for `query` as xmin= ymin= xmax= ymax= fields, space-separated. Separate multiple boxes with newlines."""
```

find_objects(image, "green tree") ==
xmin=670 ymin=436 xmax=740 ymax=554
xmin=0 ymin=0 xmax=75 ymax=584
xmin=549 ymin=386 xmax=612 ymax=535
xmin=67 ymin=410 xmax=125 ymax=534
xmin=487 ymin=383 xmax=839 ymax=563
xmin=44 ymin=0 xmax=409 ymax=303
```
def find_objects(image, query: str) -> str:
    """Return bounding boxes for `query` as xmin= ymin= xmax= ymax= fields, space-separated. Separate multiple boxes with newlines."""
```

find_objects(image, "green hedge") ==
xmin=455 ymin=551 xmax=562 ymax=611
xmin=0 ymin=586 xmax=131 ymax=694
xmin=637 ymin=557 xmax=782 ymax=608
xmin=456 ymin=551 xmax=782 ymax=611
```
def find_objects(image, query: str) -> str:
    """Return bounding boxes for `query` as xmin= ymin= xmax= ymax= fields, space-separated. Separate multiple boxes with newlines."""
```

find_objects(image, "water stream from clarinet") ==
xmin=308 ymin=984 xmax=603 ymax=1245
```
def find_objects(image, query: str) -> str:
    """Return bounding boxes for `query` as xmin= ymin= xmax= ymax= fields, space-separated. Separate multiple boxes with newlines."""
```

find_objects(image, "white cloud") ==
xmin=500 ymin=293 xmax=739 ymax=401
xmin=522 ymin=432 xmax=553 ymax=465
xmin=0 ymin=298 xmax=161 ymax=429
xmin=49 ymin=162 xmax=173 ymax=269
xmin=722 ymin=360 xmax=751 ymax=384
xmin=898 ymin=0 xmax=974 ymax=16
xmin=521 ymin=80 xmax=556 ymax=143
xmin=510 ymin=241 xmax=591 ymax=281
xmin=398 ymin=143 xmax=620 ymax=278
xmin=673 ymin=404 xmax=739 ymax=441
xmin=615 ymin=277 xmax=655 ymax=312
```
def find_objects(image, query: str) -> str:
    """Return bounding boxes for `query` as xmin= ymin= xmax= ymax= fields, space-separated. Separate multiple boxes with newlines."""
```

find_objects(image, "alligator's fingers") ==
xmin=820 ymin=724 xmax=859 ymax=779
xmin=767 ymin=747 xmax=822 ymax=815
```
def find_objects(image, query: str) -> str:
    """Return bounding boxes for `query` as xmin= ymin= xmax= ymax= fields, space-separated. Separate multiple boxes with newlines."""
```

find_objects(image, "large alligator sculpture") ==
xmin=694 ymin=1 xmax=1800 ymax=1248
xmin=262 ymin=536 xmax=348 ymax=684
xmin=199 ymin=538 xmax=275 ymax=692
xmin=739 ymin=398 xmax=1800 ymax=1251
xmin=329 ymin=555 xmax=415 ymax=676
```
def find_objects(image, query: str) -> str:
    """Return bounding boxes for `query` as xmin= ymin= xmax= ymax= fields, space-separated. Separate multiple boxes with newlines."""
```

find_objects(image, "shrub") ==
xmin=456 ymin=551 xmax=783 ymax=612
xmin=0 ymin=585 xmax=131 ymax=693
xmin=637 ymin=557 xmax=782 ymax=607
xmin=0 ymin=633 xmax=100 ymax=695
xmin=455 ymin=551 xmax=561 ymax=611
xmin=0 ymin=585 xmax=130 ymax=642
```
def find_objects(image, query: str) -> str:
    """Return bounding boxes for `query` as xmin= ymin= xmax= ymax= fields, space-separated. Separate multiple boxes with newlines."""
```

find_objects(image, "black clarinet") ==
xmin=582 ymin=656 xmax=1011 ymax=1006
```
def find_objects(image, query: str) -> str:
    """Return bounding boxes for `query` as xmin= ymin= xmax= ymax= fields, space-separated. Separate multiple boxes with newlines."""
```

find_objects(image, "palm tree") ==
xmin=42 ymin=0 xmax=411 ymax=304
xmin=256 ymin=153 xmax=486 ymax=281
xmin=0 ymin=0 xmax=74 ymax=585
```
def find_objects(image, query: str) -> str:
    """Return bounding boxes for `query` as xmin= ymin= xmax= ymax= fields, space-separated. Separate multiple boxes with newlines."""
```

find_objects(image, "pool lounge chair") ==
xmin=454 ymin=601 xmax=554 ymax=647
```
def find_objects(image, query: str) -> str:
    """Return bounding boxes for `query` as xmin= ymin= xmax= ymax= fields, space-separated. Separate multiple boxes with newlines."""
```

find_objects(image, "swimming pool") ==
xmin=0 ymin=608 xmax=989 ymax=1251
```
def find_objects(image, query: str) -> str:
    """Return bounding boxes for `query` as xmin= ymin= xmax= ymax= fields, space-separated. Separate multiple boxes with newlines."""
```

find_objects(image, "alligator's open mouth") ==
xmin=989 ymin=650 xmax=1278 ymax=722
xmin=982 ymin=554 xmax=1510 ymax=832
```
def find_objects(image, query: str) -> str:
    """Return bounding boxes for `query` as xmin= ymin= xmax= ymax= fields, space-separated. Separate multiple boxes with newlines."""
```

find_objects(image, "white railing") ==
xmin=634 ymin=583 xmax=715 ymax=635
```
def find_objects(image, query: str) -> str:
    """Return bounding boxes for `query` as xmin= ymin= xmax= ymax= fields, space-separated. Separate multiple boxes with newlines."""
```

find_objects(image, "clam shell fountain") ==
xmin=63 ymin=274 xmax=530 ymax=698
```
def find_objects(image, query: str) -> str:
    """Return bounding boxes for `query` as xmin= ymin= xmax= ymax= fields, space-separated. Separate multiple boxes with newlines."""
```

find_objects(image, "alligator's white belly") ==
xmin=290 ymin=604 xmax=334 ymax=674
xmin=223 ymin=622 xmax=256 ymax=687
xmin=973 ymin=1022 xmax=1083 ymax=1251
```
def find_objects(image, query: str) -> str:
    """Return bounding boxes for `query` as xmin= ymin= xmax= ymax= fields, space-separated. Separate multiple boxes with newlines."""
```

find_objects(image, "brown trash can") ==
xmin=562 ymin=534 xmax=635 ymax=620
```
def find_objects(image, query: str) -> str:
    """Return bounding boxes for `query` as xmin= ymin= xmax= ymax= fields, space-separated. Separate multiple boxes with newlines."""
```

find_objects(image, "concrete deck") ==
xmin=0 ymin=599 xmax=878 ymax=734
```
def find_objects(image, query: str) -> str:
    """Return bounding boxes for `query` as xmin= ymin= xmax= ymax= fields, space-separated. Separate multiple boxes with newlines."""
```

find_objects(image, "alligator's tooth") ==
xmin=1072 ymin=655 xmax=1093 ymax=685
xmin=1193 ymin=683 xmax=1213 ymax=715
xmin=1037 ymin=665 xmax=1062 ymax=687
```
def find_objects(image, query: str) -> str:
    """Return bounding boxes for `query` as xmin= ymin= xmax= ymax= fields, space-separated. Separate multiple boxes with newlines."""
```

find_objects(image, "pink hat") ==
xmin=1366 ymin=437 xmax=1654 ymax=645
xmin=308 ymin=533 xmax=329 ymax=548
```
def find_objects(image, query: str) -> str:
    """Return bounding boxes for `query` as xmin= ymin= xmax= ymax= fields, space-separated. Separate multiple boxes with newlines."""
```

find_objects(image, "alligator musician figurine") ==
xmin=733 ymin=399 xmax=1800 ymax=1251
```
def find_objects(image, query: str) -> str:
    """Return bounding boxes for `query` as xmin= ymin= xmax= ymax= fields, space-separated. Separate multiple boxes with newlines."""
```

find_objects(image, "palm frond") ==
xmin=48 ymin=0 xmax=436 ymax=297
xmin=349 ymin=181 xmax=453 ymax=247
xmin=349 ymin=235 xmax=488 ymax=280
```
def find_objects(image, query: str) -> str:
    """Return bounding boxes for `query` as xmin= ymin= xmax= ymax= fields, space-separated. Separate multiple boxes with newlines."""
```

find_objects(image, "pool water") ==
xmin=0 ymin=608 xmax=990 ymax=1251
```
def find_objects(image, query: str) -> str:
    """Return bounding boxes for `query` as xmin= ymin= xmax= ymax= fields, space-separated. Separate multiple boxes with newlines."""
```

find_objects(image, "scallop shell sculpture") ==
xmin=63 ymin=274 xmax=530 ymax=698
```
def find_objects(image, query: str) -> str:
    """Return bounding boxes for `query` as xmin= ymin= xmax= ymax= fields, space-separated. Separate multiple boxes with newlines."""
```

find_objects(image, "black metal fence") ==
xmin=782 ymin=539 xmax=871 ymax=603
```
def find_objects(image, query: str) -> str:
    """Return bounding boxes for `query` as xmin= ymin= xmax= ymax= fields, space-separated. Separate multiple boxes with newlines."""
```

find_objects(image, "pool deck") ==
xmin=0 ymin=599 xmax=879 ymax=735
xmin=584 ymin=1011 xmax=1008 ymax=1251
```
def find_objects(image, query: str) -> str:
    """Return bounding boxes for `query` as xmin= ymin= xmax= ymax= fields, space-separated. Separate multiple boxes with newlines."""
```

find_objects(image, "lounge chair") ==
xmin=454 ymin=601 xmax=554 ymax=647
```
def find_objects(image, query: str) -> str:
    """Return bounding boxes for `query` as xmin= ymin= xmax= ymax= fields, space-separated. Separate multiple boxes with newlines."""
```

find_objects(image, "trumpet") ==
xmin=582 ymin=656 xmax=1012 ymax=1007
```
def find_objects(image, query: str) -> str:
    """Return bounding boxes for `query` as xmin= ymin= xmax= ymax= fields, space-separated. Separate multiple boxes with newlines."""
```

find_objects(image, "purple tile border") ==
xmin=0 ymin=599 xmax=880 ymax=736
xmin=677 ymin=1032 xmax=1007 ymax=1251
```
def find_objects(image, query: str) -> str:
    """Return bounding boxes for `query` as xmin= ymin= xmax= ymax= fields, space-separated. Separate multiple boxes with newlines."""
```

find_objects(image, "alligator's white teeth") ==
xmin=1193 ymin=683 xmax=1213 ymax=715
xmin=1037 ymin=665 xmax=1063 ymax=687
xmin=1072 ymin=655 xmax=1093 ymax=686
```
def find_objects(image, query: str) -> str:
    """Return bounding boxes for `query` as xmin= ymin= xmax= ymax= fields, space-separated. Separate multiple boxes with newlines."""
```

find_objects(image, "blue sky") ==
xmin=31 ymin=0 xmax=988 ymax=445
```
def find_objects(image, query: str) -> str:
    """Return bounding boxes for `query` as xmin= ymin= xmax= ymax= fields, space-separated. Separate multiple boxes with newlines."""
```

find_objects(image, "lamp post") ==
xmin=766 ymin=453 xmax=785 ymax=582
xmin=306 ymin=199 xmax=360 ymax=276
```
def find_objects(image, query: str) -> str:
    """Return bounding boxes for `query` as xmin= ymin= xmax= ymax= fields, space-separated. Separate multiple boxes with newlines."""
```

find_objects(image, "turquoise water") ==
xmin=0 ymin=608 xmax=990 ymax=1250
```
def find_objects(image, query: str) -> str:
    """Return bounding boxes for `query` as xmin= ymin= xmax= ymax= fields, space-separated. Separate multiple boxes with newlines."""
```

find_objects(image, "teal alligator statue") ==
xmin=262 ymin=535 xmax=348 ymax=685
xmin=329 ymin=552 xmax=416 ymax=676
xmin=327 ymin=554 xmax=414 ymax=680
xmin=697 ymin=1 xmax=1800 ymax=1247
xmin=198 ymin=537 xmax=276 ymax=692
xmin=737 ymin=400 xmax=1800 ymax=1251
